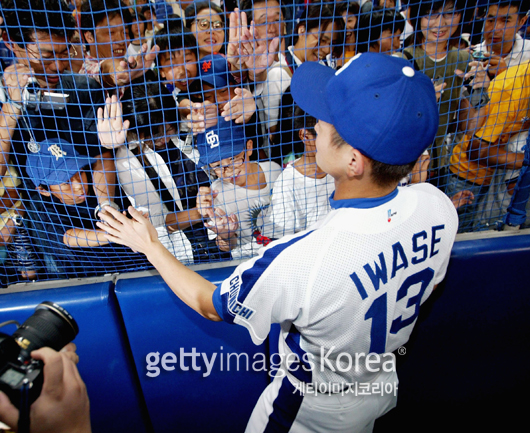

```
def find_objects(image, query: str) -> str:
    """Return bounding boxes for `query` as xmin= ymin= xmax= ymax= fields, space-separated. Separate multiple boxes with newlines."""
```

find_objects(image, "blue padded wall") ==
xmin=374 ymin=234 xmax=530 ymax=432
xmin=114 ymin=268 xmax=271 ymax=433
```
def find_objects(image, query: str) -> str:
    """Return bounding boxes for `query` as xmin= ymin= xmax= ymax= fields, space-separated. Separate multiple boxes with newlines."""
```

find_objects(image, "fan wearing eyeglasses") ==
xmin=0 ymin=0 xmax=118 ymax=216
xmin=185 ymin=1 xmax=226 ymax=59
xmin=195 ymin=118 xmax=281 ymax=258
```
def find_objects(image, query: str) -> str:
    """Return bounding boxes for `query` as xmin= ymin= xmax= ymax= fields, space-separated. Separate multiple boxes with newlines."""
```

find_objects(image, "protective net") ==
xmin=0 ymin=0 xmax=529 ymax=285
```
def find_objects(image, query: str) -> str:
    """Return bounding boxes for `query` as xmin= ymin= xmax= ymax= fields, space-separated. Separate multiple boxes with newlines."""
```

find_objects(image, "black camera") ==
xmin=22 ymin=77 xmax=70 ymax=111
xmin=0 ymin=302 xmax=79 ymax=408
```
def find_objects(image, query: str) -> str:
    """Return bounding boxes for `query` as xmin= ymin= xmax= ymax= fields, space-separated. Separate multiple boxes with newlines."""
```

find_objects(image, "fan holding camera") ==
xmin=470 ymin=0 xmax=530 ymax=79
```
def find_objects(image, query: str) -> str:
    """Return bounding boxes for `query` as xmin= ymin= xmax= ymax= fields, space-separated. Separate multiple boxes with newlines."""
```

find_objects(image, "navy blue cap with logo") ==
xmin=291 ymin=53 xmax=439 ymax=165
xmin=196 ymin=54 xmax=235 ymax=88
xmin=26 ymin=138 xmax=97 ymax=187
xmin=196 ymin=118 xmax=247 ymax=167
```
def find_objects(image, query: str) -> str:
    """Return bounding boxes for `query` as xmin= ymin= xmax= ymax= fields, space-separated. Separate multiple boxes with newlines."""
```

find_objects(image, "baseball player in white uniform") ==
xmin=99 ymin=53 xmax=459 ymax=432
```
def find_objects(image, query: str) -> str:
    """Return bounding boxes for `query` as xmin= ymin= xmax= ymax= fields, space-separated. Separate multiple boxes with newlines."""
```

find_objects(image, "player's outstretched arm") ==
xmin=97 ymin=207 xmax=221 ymax=321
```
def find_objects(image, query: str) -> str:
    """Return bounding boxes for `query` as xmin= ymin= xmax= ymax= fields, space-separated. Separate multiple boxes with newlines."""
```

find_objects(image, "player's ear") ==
xmin=297 ymin=25 xmax=306 ymax=35
xmin=36 ymin=186 xmax=51 ymax=197
xmin=345 ymin=147 xmax=365 ymax=179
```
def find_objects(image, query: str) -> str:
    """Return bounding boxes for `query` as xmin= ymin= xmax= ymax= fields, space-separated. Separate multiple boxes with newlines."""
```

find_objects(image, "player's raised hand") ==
xmin=187 ymin=102 xmax=219 ymax=134
xmin=97 ymin=206 xmax=160 ymax=255
xmin=97 ymin=95 xmax=129 ymax=149
xmin=197 ymin=187 xmax=218 ymax=219
xmin=221 ymin=88 xmax=255 ymax=124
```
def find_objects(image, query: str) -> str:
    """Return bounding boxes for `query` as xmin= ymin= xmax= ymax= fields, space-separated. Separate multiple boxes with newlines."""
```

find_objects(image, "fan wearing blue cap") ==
xmin=195 ymin=118 xmax=281 ymax=256
xmin=27 ymin=138 xmax=125 ymax=249
xmin=187 ymin=54 xmax=257 ymax=133
xmin=97 ymin=54 xmax=459 ymax=433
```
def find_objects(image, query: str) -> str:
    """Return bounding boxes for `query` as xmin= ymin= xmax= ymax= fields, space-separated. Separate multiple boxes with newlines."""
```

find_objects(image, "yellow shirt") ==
xmin=450 ymin=60 xmax=530 ymax=185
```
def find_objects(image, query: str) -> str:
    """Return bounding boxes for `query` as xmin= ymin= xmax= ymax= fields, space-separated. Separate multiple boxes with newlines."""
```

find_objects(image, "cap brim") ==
xmin=291 ymin=62 xmax=336 ymax=124
xmin=50 ymin=156 xmax=96 ymax=185
xmin=199 ymin=141 xmax=246 ymax=167
xmin=199 ymin=74 xmax=231 ymax=89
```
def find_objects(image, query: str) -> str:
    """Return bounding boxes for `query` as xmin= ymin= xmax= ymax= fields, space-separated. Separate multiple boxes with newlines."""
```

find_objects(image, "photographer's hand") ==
xmin=0 ymin=344 xmax=91 ymax=433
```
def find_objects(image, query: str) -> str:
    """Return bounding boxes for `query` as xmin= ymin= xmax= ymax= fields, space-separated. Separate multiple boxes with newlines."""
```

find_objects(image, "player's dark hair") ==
xmin=1 ymin=0 xmax=77 ymax=44
xmin=121 ymin=72 xmax=179 ymax=148
xmin=184 ymin=1 xmax=225 ymax=29
xmin=80 ymin=0 xmax=131 ymax=38
xmin=294 ymin=4 xmax=334 ymax=45
xmin=239 ymin=0 xmax=286 ymax=23
xmin=332 ymin=128 xmax=416 ymax=187
xmin=407 ymin=0 xmax=473 ymax=45
xmin=154 ymin=23 xmax=199 ymax=68
xmin=356 ymin=6 xmax=405 ymax=53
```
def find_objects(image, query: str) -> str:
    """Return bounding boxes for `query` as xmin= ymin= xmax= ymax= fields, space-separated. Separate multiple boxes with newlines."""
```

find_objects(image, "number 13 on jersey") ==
xmin=363 ymin=267 xmax=435 ymax=353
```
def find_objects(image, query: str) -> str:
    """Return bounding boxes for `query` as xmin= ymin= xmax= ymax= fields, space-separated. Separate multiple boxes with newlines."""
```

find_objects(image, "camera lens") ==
xmin=12 ymin=302 xmax=79 ymax=358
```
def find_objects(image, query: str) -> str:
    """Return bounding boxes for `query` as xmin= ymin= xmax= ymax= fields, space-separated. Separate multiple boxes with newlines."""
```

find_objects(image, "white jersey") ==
xmin=210 ymin=161 xmax=282 ymax=258
xmin=268 ymin=163 xmax=335 ymax=238
xmin=213 ymin=183 xmax=458 ymax=388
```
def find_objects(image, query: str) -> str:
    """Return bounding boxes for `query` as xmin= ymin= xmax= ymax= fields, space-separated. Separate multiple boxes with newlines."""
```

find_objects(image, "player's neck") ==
xmin=333 ymin=177 xmax=397 ymax=201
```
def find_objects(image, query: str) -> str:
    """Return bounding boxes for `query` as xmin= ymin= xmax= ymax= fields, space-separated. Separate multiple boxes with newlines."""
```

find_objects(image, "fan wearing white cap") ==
xmin=98 ymin=53 xmax=459 ymax=433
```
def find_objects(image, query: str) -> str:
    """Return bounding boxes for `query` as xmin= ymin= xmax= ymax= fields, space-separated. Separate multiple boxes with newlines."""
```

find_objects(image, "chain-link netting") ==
xmin=0 ymin=0 xmax=529 ymax=285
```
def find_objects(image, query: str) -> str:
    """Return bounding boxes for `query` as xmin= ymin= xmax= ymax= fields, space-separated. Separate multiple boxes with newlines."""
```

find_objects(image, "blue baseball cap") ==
xmin=27 ymin=138 xmax=96 ymax=187
xmin=291 ymin=53 xmax=439 ymax=165
xmin=196 ymin=54 xmax=234 ymax=88
xmin=196 ymin=118 xmax=247 ymax=166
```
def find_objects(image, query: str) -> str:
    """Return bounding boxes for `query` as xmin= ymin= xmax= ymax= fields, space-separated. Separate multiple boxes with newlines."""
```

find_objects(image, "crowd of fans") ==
xmin=0 ymin=0 xmax=529 ymax=284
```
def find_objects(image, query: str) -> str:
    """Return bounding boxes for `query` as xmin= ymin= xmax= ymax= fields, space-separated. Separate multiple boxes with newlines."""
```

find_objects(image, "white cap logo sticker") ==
xmin=48 ymin=144 xmax=67 ymax=160
xmin=402 ymin=66 xmax=415 ymax=77
xmin=206 ymin=131 xmax=220 ymax=149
